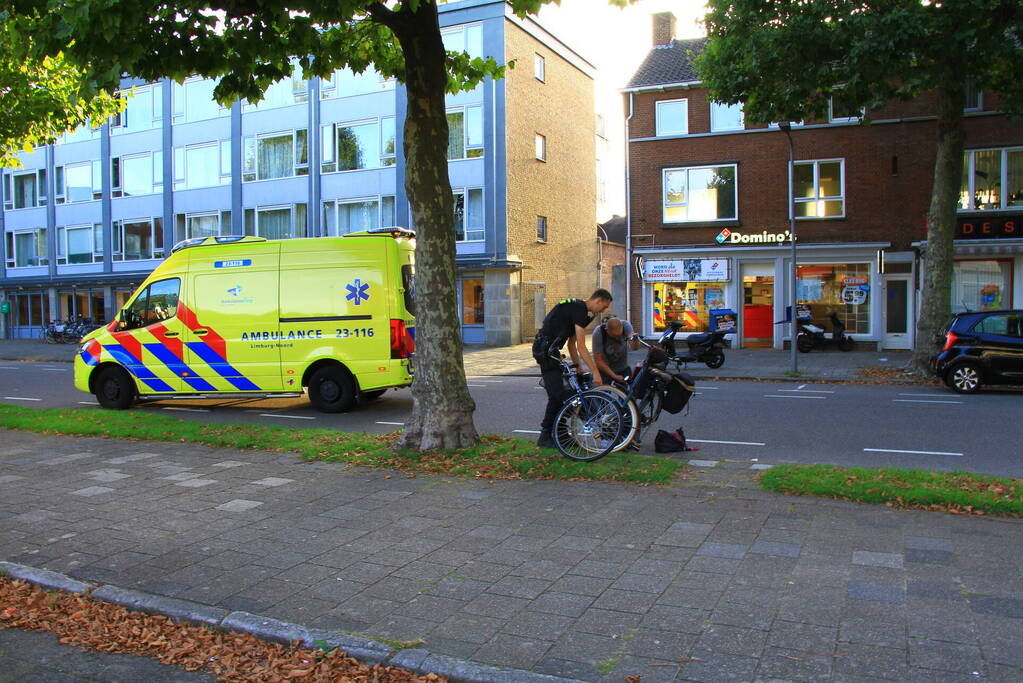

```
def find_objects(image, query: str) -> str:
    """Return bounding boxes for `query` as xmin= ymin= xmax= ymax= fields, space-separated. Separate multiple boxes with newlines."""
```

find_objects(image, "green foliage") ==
xmin=0 ymin=403 xmax=683 ymax=484
xmin=698 ymin=0 xmax=1023 ymax=125
xmin=0 ymin=10 xmax=123 ymax=167
xmin=760 ymin=464 xmax=1023 ymax=517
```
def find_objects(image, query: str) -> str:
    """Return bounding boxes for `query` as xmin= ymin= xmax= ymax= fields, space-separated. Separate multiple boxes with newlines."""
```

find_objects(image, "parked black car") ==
xmin=933 ymin=310 xmax=1023 ymax=393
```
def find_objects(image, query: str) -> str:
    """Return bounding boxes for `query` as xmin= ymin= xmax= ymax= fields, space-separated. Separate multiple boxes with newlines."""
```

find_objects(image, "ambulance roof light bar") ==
xmin=357 ymin=226 xmax=415 ymax=239
xmin=171 ymin=235 xmax=268 ymax=254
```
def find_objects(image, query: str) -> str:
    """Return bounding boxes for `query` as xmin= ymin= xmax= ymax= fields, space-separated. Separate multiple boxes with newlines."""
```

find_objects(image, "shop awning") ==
xmin=914 ymin=239 xmax=1023 ymax=257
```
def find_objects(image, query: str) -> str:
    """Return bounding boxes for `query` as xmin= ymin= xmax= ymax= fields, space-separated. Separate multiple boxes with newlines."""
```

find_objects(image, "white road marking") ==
xmin=78 ymin=401 xmax=99 ymax=405
xmin=0 ymin=366 xmax=20 ymax=370
xmin=764 ymin=394 xmax=826 ymax=399
xmin=43 ymin=368 xmax=68 ymax=372
xmin=777 ymin=388 xmax=834 ymax=393
xmin=514 ymin=429 xmax=542 ymax=434
xmin=468 ymin=379 xmax=504 ymax=383
xmin=466 ymin=384 xmax=488 ymax=387
xmin=163 ymin=407 xmax=210 ymax=413
xmin=893 ymin=399 xmax=962 ymax=405
xmin=3 ymin=396 xmax=41 ymax=401
xmin=377 ymin=421 xmax=405 ymax=425
xmin=897 ymin=393 xmax=958 ymax=398
xmin=687 ymin=439 xmax=765 ymax=446
xmin=864 ymin=447 xmax=964 ymax=457
xmin=260 ymin=413 xmax=315 ymax=420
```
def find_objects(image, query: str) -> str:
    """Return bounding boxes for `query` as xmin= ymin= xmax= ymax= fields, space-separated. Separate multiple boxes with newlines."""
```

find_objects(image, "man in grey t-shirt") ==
xmin=592 ymin=317 xmax=639 ymax=384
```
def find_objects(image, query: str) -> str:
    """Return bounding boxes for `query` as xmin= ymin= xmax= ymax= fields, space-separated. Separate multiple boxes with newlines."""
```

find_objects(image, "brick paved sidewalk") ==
xmin=2 ymin=430 xmax=1021 ymax=682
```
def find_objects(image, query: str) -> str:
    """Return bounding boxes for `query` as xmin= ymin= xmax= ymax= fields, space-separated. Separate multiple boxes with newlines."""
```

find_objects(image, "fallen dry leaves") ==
xmin=0 ymin=577 xmax=443 ymax=683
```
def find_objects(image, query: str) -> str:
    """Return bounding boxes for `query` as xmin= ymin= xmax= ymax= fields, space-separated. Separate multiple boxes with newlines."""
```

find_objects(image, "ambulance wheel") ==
xmin=308 ymin=366 xmax=356 ymax=413
xmin=94 ymin=366 xmax=136 ymax=410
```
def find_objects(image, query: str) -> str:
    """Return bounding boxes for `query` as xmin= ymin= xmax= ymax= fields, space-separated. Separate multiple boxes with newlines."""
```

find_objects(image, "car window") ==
xmin=121 ymin=278 xmax=180 ymax=330
xmin=974 ymin=314 xmax=1021 ymax=337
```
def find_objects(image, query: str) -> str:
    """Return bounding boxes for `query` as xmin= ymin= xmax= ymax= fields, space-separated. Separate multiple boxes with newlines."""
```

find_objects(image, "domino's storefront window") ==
xmin=795 ymin=263 xmax=870 ymax=334
xmin=646 ymin=259 xmax=730 ymax=333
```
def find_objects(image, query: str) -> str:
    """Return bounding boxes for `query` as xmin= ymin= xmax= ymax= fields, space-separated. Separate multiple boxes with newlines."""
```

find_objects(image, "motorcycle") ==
xmin=658 ymin=320 xmax=727 ymax=369
xmin=797 ymin=311 xmax=855 ymax=353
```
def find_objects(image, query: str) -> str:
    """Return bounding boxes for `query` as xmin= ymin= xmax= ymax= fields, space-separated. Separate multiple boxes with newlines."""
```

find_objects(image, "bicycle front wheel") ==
xmin=553 ymin=390 xmax=624 ymax=462
xmin=590 ymin=384 xmax=639 ymax=452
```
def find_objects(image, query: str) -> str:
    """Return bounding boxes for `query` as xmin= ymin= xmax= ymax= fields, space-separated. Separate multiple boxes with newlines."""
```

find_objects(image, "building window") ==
xmin=323 ymin=197 xmax=395 ymax=236
xmin=952 ymin=260 xmax=1012 ymax=312
xmin=173 ymin=211 xmax=232 ymax=244
xmin=113 ymin=153 xmax=157 ymax=197
xmin=535 ymin=133 xmax=546 ymax=162
xmin=828 ymin=97 xmax=863 ymax=123
xmin=959 ymin=148 xmax=1023 ymax=211
xmin=173 ymin=78 xmax=226 ymax=123
xmin=793 ymin=159 xmax=844 ymax=218
xmin=243 ymin=59 xmax=307 ymax=109
xmin=441 ymin=23 xmax=483 ymax=59
xmin=453 ymin=188 xmax=484 ymax=242
xmin=56 ymin=224 xmax=101 ymax=264
xmin=655 ymin=99 xmax=688 ymax=136
xmin=5 ymin=229 xmax=48 ymax=268
xmin=381 ymin=117 xmax=396 ymax=166
xmin=710 ymin=101 xmax=744 ymax=132
xmin=243 ymin=130 xmax=307 ymax=181
xmin=662 ymin=165 xmax=737 ymax=223
xmin=652 ymin=280 xmax=728 ymax=334
xmin=320 ymin=66 xmax=395 ymax=99
xmin=461 ymin=279 xmax=484 ymax=324
xmin=114 ymin=217 xmax=164 ymax=261
xmin=964 ymin=79 xmax=983 ymax=112
xmin=796 ymin=263 xmax=870 ymax=334
xmin=243 ymin=204 xmax=307 ymax=239
xmin=537 ymin=216 xmax=548 ymax=243
xmin=321 ymin=120 xmax=381 ymax=173
xmin=111 ymin=83 xmax=162 ymax=135
xmin=535 ymin=54 xmax=545 ymax=82
xmin=62 ymin=162 xmax=100 ymax=203
xmin=10 ymin=171 xmax=40 ymax=209
xmin=447 ymin=106 xmax=483 ymax=160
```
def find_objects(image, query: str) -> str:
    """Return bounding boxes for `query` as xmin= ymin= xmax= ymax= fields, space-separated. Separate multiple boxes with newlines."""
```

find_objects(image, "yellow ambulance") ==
xmin=74 ymin=229 xmax=416 ymax=412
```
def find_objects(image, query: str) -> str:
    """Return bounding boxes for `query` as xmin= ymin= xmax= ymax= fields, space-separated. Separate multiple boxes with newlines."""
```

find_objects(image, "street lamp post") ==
xmin=778 ymin=122 xmax=798 ymax=374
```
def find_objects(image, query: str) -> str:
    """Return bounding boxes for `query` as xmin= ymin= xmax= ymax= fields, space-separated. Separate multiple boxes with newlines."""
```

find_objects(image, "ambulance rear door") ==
xmin=182 ymin=243 xmax=284 ymax=392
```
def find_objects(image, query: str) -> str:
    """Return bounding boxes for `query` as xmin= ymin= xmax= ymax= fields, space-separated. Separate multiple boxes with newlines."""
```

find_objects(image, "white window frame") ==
xmin=320 ymin=119 xmax=380 ymax=174
xmin=115 ymin=217 xmax=164 ymax=261
xmin=57 ymin=223 xmax=100 ymax=265
xmin=441 ymin=23 xmax=483 ymax=60
xmin=792 ymin=158 xmax=846 ymax=220
xmin=453 ymin=187 xmax=485 ymax=242
xmin=173 ymin=77 xmax=228 ymax=123
xmin=959 ymin=147 xmax=1023 ymax=211
xmin=323 ymin=197 xmax=390 ymax=236
xmin=62 ymin=161 xmax=98 ymax=204
xmin=828 ymin=98 xmax=864 ymax=124
xmin=5 ymin=228 xmax=48 ymax=268
xmin=662 ymin=164 xmax=738 ymax=223
xmin=537 ymin=215 xmax=548 ymax=243
xmin=242 ymin=129 xmax=307 ymax=182
xmin=447 ymin=105 xmax=484 ymax=160
xmin=8 ymin=170 xmax=44 ymax=210
xmin=535 ymin=133 xmax=546 ymax=162
xmin=534 ymin=54 xmax=545 ymax=82
xmin=710 ymin=101 xmax=744 ymax=132
xmin=111 ymin=83 xmax=162 ymax=134
xmin=655 ymin=99 xmax=688 ymax=137
xmin=117 ymin=152 xmax=157 ymax=197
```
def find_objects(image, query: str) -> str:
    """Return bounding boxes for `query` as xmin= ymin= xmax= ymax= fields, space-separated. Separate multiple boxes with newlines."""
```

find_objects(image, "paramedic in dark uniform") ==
xmin=592 ymin=316 xmax=640 ymax=384
xmin=531 ymin=289 xmax=613 ymax=448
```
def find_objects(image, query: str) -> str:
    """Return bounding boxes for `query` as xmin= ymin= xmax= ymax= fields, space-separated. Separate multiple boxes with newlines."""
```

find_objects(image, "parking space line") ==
xmin=893 ymin=399 xmax=962 ymax=404
xmin=688 ymin=439 xmax=765 ymax=446
xmin=163 ymin=407 xmax=211 ymax=413
xmin=897 ymin=393 xmax=958 ymax=398
xmin=3 ymin=396 xmax=42 ymax=401
xmin=377 ymin=421 xmax=404 ymax=426
xmin=513 ymin=429 xmax=542 ymax=434
xmin=260 ymin=413 xmax=315 ymax=420
xmin=864 ymin=447 xmax=964 ymax=457
xmin=0 ymin=366 xmax=20 ymax=370
xmin=43 ymin=368 xmax=68 ymax=372
xmin=777 ymin=388 xmax=834 ymax=393
xmin=78 ymin=401 xmax=99 ymax=405
xmin=764 ymin=394 xmax=826 ymax=399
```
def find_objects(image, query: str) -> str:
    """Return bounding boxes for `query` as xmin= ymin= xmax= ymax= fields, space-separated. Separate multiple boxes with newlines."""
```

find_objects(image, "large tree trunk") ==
xmin=909 ymin=80 xmax=966 ymax=375
xmin=385 ymin=1 xmax=478 ymax=450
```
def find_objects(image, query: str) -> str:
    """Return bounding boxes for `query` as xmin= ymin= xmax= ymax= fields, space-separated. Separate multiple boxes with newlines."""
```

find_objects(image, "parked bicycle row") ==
xmin=41 ymin=317 xmax=95 ymax=344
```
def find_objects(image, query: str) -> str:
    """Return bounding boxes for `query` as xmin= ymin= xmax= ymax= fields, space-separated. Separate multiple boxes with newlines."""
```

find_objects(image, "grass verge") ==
xmin=760 ymin=464 xmax=1023 ymax=517
xmin=0 ymin=403 xmax=682 ymax=484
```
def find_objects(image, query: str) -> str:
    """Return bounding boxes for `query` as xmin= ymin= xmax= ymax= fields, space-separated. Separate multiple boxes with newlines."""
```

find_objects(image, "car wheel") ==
xmin=94 ymin=366 xmax=136 ymax=410
xmin=946 ymin=362 xmax=983 ymax=394
xmin=307 ymin=365 xmax=356 ymax=412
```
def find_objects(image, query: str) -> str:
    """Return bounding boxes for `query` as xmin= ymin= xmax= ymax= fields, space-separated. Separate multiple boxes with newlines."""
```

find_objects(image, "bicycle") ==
xmin=546 ymin=358 xmax=626 ymax=462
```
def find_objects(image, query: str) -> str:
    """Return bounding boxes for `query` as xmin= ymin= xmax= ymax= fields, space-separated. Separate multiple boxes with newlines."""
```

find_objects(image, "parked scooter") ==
xmin=796 ymin=312 xmax=855 ymax=353
xmin=658 ymin=320 xmax=727 ymax=369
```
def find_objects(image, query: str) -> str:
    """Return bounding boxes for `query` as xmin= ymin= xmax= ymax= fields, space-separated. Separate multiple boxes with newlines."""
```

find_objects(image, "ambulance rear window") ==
xmin=401 ymin=264 xmax=416 ymax=317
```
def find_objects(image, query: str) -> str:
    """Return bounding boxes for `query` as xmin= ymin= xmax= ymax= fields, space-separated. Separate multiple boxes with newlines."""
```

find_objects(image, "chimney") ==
xmin=653 ymin=12 xmax=676 ymax=47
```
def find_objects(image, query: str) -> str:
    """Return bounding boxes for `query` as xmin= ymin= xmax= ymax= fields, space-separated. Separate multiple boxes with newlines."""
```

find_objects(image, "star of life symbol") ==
xmin=345 ymin=279 xmax=370 ymax=305
xmin=227 ymin=285 xmax=242 ymax=297
xmin=716 ymin=228 xmax=731 ymax=244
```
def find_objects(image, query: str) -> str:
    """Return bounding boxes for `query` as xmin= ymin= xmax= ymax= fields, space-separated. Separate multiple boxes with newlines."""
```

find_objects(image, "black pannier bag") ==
xmin=662 ymin=372 xmax=696 ymax=414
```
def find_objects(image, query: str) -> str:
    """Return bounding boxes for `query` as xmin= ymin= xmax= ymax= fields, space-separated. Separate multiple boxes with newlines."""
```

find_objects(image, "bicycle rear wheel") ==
xmin=553 ymin=390 xmax=624 ymax=462
xmin=590 ymin=384 xmax=639 ymax=452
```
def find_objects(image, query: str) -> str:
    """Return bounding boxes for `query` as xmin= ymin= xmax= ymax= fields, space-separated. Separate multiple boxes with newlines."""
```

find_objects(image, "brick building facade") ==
xmin=624 ymin=14 xmax=1023 ymax=350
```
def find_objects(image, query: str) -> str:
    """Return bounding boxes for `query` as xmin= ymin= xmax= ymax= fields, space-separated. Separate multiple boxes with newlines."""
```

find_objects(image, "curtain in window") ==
xmin=447 ymin=112 xmax=465 ymax=159
xmin=258 ymin=135 xmax=293 ymax=179
xmin=466 ymin=189 xmax=484 ymax=240
xmin=15 ymin=233 xmax=34 ymax=267
xmin=452 ymin=193 xmax=465 ymax=240
xmin=14 ymin=174 xmax=36 ymax=208
xmin=973 ymin=150 xmax=1001 ymax=209
xmin=1008 ymin=151 xmax=1023 ymax=207
xmin=187 ymin=215 xmax=219 ymax=239
xmin=338 ymin=201 xmax=378 ymax=235
xmin=123 ymin=221 xmax=153 ymax=260
xmin=258 ymin=208 xmax=291 ymax=239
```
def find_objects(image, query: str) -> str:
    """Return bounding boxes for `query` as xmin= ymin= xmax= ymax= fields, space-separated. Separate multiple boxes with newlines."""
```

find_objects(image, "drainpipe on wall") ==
xmin=625 ymin=92 xmax=634 ymax=325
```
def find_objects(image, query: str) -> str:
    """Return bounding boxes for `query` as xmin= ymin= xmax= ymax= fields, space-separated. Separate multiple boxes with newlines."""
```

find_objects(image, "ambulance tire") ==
xmin=94 ymin=366 xmax=136 ymax=410
xmin=308 ymin=365 xmax=357 ymax=413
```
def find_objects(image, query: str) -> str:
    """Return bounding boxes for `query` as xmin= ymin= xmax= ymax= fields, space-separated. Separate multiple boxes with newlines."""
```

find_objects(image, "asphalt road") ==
xmin=3 ymin=360 xmax=1023 ymax=478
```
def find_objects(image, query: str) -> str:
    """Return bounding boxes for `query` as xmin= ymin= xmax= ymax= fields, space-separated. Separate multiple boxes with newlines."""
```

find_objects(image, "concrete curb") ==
xmin=1 ymin=561 xmax=587 ymax=683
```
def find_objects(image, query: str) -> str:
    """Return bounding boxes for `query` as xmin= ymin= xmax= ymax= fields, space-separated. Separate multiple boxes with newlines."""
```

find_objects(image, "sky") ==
xmin=532 ymin=0 xmax=709 ymax=221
